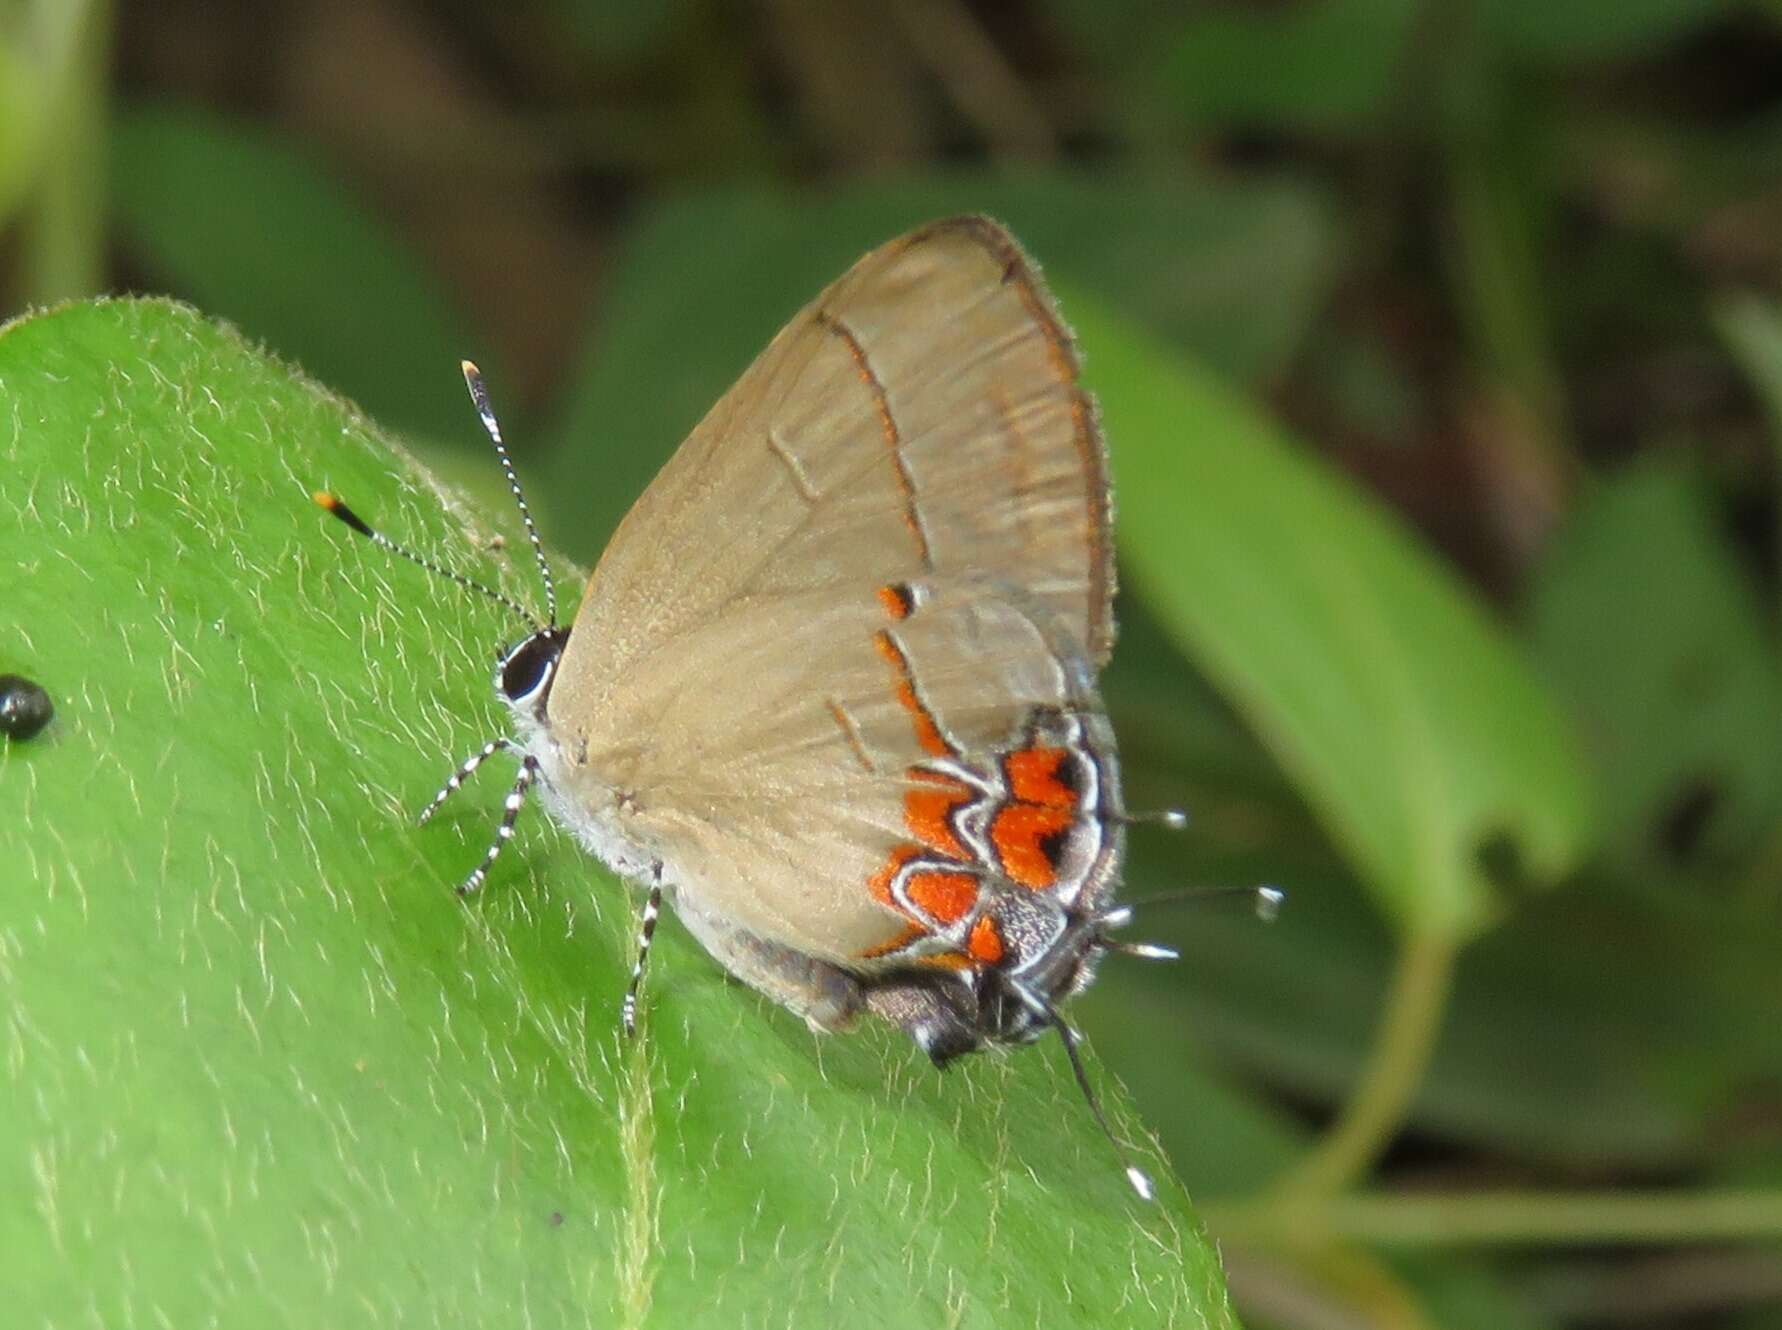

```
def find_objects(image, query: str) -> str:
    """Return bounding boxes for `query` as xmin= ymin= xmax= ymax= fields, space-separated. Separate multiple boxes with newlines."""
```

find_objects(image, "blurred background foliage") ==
xmin=6 ymin=0 xmax=1782 ymax=1325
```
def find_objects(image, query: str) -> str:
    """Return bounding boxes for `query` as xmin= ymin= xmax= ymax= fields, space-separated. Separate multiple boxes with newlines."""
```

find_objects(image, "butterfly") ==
xmin=318 ymin=216 xmax=1276 ymax=1198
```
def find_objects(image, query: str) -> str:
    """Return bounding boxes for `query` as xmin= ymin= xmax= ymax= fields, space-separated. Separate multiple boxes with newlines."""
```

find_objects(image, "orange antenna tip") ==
xmin=313 ymin=490 xmax=373 ymax=537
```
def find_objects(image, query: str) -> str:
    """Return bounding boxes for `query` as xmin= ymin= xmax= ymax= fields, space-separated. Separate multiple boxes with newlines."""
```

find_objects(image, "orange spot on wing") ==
xmin=901 ymin=686 xmax=949 ymax=756
xmin=1005 ymin=746 xmax=1077 ymax=809
xmin=903 ymin=773 xmax=972 ymax=859
xmin=906 ymin=869 xmax=979 ymax=926
xmin=916 ymin=952 xmax=975 ymax=972
xmin=869 ymin=844 xmax=919 ymax=906
xmin=877 ymin=583 xmax=913 ymax=620
xmin=874 ymin=630 xmax=953 ymax=757
xmin=991 ymin=803 xmax=1074 ymax=889
xmin=968 ymin=916 xmax=1005 ymax=965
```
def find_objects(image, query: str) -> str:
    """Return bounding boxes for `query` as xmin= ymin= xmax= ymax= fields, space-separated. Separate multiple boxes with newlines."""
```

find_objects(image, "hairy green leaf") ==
xmin=0 ymin=298 xmax=1234 ymax=1329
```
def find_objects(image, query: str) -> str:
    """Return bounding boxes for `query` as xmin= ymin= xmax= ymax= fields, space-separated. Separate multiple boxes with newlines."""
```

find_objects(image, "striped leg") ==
xmin=418 ymin=738 xmax=512 ymax=826
xmin=621 ymin=867 xmax=664 ymax=1037
xmin=455 ymin=755 xmax=538 ymax=897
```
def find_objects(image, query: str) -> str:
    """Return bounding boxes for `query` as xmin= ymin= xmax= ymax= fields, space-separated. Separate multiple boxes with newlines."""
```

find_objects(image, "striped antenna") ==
xmin=460 ymin=361 xmax=557 ymax=627
xmin=312 ymin=491 xmax=538 ymax=628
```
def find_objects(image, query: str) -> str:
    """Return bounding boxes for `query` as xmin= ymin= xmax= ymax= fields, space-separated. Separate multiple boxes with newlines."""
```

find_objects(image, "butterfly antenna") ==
xmin=1096 ymin=884 xmax=1284 ymax=961
xmin=312 ymin=491 xmax=540 ymax=629
xmin=460 ymin=360 xmax=558 ymax=627
xmin=1120 ymin=807 xmax=1189 ymax=829
xmin=1110 ymin=883 xmax=1284 ymax=922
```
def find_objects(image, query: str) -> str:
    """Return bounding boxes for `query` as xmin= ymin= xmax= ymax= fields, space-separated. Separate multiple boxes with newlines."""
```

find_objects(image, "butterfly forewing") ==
xmin=549 ymin=216 xmax=1113 ymax=731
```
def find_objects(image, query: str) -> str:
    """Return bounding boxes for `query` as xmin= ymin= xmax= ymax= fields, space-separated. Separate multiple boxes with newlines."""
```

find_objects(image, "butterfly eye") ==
xmin=498 ymin=630 xmax=565 ymax=704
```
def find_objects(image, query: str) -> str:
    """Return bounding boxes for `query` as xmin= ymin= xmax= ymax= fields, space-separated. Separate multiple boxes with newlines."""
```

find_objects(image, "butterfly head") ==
xmin=495 ymin=627 xmax=569 ymax=719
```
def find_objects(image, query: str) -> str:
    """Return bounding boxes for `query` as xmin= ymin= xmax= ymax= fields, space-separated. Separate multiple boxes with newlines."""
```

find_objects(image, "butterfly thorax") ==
xmin=495 ymin=627 xmax=669 ymax=885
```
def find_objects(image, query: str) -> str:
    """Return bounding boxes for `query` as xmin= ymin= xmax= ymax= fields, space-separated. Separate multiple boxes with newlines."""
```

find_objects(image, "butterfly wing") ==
xmin=544 ymin=216 xmax=1119 ymax=988
xmin=552 ymin=578 xmax=1116 ymax=967
xmin=550 ymin=215 xmax=1112 ymax=729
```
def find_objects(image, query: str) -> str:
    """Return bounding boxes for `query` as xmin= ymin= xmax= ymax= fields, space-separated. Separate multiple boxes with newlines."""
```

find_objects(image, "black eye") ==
xmin=499 ymin=630 xmax=565 ymax=702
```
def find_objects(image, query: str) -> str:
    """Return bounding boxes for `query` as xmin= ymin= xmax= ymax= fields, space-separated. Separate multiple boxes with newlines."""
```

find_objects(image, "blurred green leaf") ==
xmin=1526 ymin=461 xmax=1782 ymax=876
xmin=542 ymin=176 xmax=1335 ymax=565
xmin=1445 ymin=877 xmax=1782 ymax=1163
xmin=1104 ymin=592 xmax=1330 ymax=842
xmin=1075 ymin=293 xmax=1593 ymax=940
xmin=1148 ymin=0 xmax=1420 ymax=132
xmin=109 ymin=103 xmax=488 ymax=447
xmin=1477 ymin=0 xmax=1735 ymax=60
xmin=0 ymin=297 xmax=1235 ymax=1328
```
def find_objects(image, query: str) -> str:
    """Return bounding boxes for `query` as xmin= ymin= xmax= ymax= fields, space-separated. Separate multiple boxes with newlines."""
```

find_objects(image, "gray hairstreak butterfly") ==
xmin=0 ymin=674 xmax=53 ymax=741
xmin=316 ymin=215 xmax=1280 ymax=1199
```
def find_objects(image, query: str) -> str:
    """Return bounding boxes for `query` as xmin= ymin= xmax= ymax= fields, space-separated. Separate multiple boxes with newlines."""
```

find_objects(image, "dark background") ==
xmin=8 ymin=2 xmax=1782 ymax=1326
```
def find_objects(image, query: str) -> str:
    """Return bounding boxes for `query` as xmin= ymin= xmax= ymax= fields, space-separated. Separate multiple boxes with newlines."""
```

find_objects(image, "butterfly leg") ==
xmin=455 ymin=754 xmax=538 ymax=897
xmin=417 ymin=737 xmax=513 ymax=826
xmin=620 ymin=866 xmax=664 ymax=1037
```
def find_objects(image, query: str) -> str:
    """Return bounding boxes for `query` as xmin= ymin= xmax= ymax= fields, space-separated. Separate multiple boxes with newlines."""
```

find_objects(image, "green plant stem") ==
xmin=1447 ymin=139 xmax=1571 ymax=461
xmin=1274 ymin=927 xmax=1458 ymax=1198
xmin=1210 ymin=1189 xmax=1782 ymax=1249
xmin=20 ymin=0 xmax=109 ymax=304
